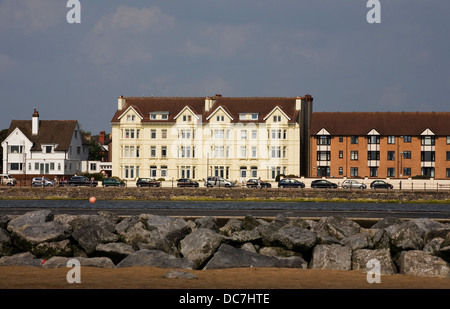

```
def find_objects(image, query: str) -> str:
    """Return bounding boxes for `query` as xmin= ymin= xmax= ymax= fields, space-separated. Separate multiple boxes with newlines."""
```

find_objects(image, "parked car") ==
xmin=341 ymin=180 xmax=367 ymax=189
xmin=31 ymin=177 xmax=54 ymax=187
xmin=278 ymin=178 xmax=305 ymax=189
xmin=204 ymin=176 xmax=235 ymax=188
xmin=311 ymin=179 xmax=338 ymax=189
xmin=370 ymin=180 xmax=394 ymax=189
xmin=177 ymin=178 xmax=199 ymax=187
xmin=136 ymin=178 xmax=161 ymax=187
xmin=68 ymin=176 xmax=98 ymax=187
xmin=246 ymin=178 xmax=272 ymax=188
xmin=102 ymin=178 xmax=125 ymax=187
xmin=0 ymin=174 xmax=17 ymax=186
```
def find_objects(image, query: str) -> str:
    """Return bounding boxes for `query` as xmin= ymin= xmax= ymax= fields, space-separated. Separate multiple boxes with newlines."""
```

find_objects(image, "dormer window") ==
xmin=45 ymin=146 xmax=53 ymax=153
xmin=161 ymin=114 xmax=168 ymax=120
xmin=150 ymin=114 xmax=157 ymax=120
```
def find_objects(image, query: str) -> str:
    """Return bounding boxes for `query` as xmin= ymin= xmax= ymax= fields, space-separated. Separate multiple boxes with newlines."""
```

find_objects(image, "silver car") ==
xmin=341 ymin=180 xmax=367 ymax=189
xmin=204 ymin=176 xmax=235 ymax=188
xmin=31 ymin=177 xmax=54 ymax=187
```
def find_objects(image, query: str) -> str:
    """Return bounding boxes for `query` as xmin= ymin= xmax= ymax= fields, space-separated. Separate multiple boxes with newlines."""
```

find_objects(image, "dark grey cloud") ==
xmin=0 ymin=0 xmax=449 ymax=134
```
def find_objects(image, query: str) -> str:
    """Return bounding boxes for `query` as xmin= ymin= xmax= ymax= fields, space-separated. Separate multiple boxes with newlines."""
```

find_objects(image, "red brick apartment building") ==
xmin=309 ymin=112 xmax=450 ymax=180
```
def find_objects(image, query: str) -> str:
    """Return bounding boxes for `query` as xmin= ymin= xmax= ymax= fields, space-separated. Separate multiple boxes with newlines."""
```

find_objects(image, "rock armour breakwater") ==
xmin=1 ymin=210 xmax=450 ymax=279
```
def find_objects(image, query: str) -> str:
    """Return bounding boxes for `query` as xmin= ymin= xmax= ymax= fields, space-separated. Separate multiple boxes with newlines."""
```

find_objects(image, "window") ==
xmin=241 ymin=130 xmax=247 ymax=140
xmin=351 ymin=136 xmax=359 ymax=144
xmin=350 ymin=151 xmax=358 ymax=160
xmin=136 ymin=146 xmax=140 ymax=158
xmin=45 ymin=146 xmax=53 ymax=153
xmin=421 ymin=151 xmax=435 ymax=162
xmin=447 ymin=136 xmax=450 ymax=145
xmin=150 ymin=146 xmax=156 ymax=158
xmin=9 ymin=163 xmax=23 ymax=171
xmin=161 ymin=114 xmax=168 ymax=120
xmin=251 ymin=130 xmax=257 ymax=139
xmin=161 ymin=130 xmax=167 ymax=139
xmin=350 ymin=167 xmax=358 ymax=177
xmin=125 ymin=166 xmax=134 ymax=179
xmin=181 ymin=146 xmax=192 ymax=158
xmin=370 ymin=167 xmax=378 ymax=177
xmin=388 ymin=136 xmax=395 ymax=144
xmin=421 ymin=136 xmax=435 ymax=146
xmin=160 ymin=166 xmax=167 ymax=178
xmin=180 ymin=130 xmax=191 ymax=139
xmin=271 ymin=130 xmax=282 ymax=139
xmin=273 ymin=115 xmax=281 ymax=122
xmin=368 ymin=151 xmax=380 ymax=160
xmin=151 ymin=130 xmax=156 ymax=139
xmin=215 ymin=146 xmax=224 ymax=158
xmin=402 ymin=151 xmax=411 ymax=159
xmin=240 ymin=167 xmax=247 ymax=178
xmin=90 ymin=163 xmax=96 ymax=171
xmin=251 ymin=146 xmax=257 ymax=158
xmin=317 ymin=135 xmax=331 ymax=145
xmin=447 ymin=151 xmax=450 ymax=161
xmin=150 ymin=114 xmax=157 ymax=120
xmin=271 ymin=166 xmax=281 ymax=179
xmin=338 ymin=167 xmax=343 ymax=175
xmin=339 ymin=136 xmax=343 ymax=143
xmin=161 ymin=146 xmax=167 ymax=158
xmin=215 ymin=129 xmax=224 ymax=139
xmin=368 ymin=135 xmax=380 ymax=144
xmin=240 ymin=146 xmax=247 ymax=158
xmin=35 ymin=162 xmax=39 ymax=170
xmin=250 ymin=167 xmax=258 ymax=177
xmin=9 ymin=145 xmax=23 ymax=153
xmin=150 ymin=166 xmax=157 ymax=178
xmin=404 ymin=136 xmax=412 ymax=143
xmin=251 ymin=113 xmax=258 ymax=120
xmin=387 ymin=151 xmax=395 ymax=161
xmin=272 ymin=146 xmax=282 ymax=158
xmin=387 ymin=168 xmax=395 ymax=177
xmin=216 ymin=115 xmax=224 ymax=122
xmin=339 ymin=151 xmax=343 ymax=159
xmin=447 ymin=168 xmax=450 ymax=178
xmin=317 ymin=151 xmax=331 ymax=161
xmin=403 ymin=168 xmax=411 ymax=176
xmin=239 ymin=114 xmax=247 ymax=121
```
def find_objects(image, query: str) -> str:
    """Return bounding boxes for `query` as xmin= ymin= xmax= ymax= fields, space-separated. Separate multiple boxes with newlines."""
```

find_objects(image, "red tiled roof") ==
xmin=7 ymin=120 xmax=80 ymax=151
xmin=311 ymin=112 xmax=450 ymax=136
xmin=111 ymin=96 xmax=302 ymax=124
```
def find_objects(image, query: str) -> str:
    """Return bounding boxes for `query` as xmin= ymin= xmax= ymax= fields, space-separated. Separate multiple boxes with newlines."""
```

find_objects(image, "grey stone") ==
xmin=32 ymin=239 xmax=72 ymax=259
xmin=195 ymin=216 xmax=219 ymax=232
xmin=352 ymin=249 xmax=396 ymax=274
xmin=389 ymin=221 xmax=425 ymax=253
xmin=0 ymin=252 xmax=43 ymax=267
xmin=396 ymin=250 xmax=450 ymax=278
xmin=116 ymin=249 xmax=193 ymax=269
xmin=371 ymin=217 xmax=404 ymax=229
xmin=226 ymin=229 xmax=261 ymax=245
xmin=42 ymin=256 xmax=115 ymax=268
xmin=7 ymin=210 xmax=71 ymax=252
xmin=259 ymin=246 xmax=301 ymax=258
xmin=341 ymin=232 xmax=370 ymax=250
xmin=275 ymin=226 xmax=317 ymax=252
xmin=71 ymin=222 xmax=119 ymax=255
xmin=309 ymin=244 xmax=352 ymax=270
xmin=96 ymin=242 xmax=135 ymax=265
xmin=219 ymin=218 xmax=242 ymax=236
xmin=180 ymin=228 xmax=224 ymax=269
xmin=163 ymin=270 xmax=198 ymax=280
xmin=203 ymin=243 xmax=305 ymax=269
xmin=313 ymin=216 xmax=361 ymax=240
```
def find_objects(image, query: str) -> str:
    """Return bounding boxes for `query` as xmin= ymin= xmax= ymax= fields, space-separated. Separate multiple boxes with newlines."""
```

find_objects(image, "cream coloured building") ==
xmin=110 ymin=95 xmax=313 ymax=184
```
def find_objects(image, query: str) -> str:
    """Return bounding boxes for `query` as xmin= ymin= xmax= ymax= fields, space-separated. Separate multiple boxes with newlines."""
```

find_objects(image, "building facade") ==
xmin=310 ymin=112 xmax=450 ymax=180
xmin=1 ymin=109 xmax=89 ymax=181
xmin=111 ymin=95 xmax=313 ymax=184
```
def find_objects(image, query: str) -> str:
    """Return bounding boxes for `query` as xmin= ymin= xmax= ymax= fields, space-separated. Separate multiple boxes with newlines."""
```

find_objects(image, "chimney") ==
xmin=205 ymin=96 xmax=213 ymax=112
xmin=32 ymin=108 xmax=39 ymax=135
xmin=118 ymin=95 xmax=126 ymax=110
xmin=295 ymin=96 xmax=302 ymax=111
xmin=99 ymin=131 xmax=106 ymax=144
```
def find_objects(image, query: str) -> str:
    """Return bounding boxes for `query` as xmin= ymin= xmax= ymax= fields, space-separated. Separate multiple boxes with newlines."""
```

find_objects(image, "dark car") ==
xmin=102 ymin=178 xmax=125 ymax=187
xmin=246 ymin=178 xmax=272 ymax=188
xmin=177 ymin=178 xmax=199 ymax=187
xmin=68 ymin=176 xmax=98 ymax=187
xmin=278 ymin=178 xmax=305 ymax=189
xmin=136 ymin=178 xmax=161 ymax=187
xmin=370 ymin=180 xmax=394 ymax=189
xmin=311 ymin=179 xmax=338 ymax=189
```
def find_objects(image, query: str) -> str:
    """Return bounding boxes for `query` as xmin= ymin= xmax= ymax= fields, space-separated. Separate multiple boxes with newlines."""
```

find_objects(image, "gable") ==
xmin=263 ymin=106 xmax=291 ymax=122
xmin=206 ymin=106 xmax=234 ymax=122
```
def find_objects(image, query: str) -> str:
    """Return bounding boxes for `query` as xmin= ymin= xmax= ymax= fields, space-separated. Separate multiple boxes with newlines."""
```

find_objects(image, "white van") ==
xmin=0 ymin=174 xmax=17 ymax=186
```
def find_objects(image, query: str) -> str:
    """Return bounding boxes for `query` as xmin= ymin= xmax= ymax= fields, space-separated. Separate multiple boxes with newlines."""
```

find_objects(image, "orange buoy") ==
xmin=89 ymin=196 xmax=97 ymax=203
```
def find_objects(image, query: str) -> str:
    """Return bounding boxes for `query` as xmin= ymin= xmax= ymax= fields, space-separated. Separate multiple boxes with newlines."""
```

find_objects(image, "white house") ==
xmin=1 ymin=109 xmax=89 ymax=181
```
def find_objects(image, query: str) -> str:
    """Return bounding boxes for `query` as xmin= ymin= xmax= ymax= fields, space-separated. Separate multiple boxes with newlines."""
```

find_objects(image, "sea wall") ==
xmin=1 ymin=186 xmax=450 ymax=202
xmin=1 ymin=210 xmax=450 ymax=279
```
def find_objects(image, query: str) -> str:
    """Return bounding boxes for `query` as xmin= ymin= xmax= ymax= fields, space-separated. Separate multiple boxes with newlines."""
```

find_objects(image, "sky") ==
xmin=0 ymin=0 xmax=449 ymax=135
